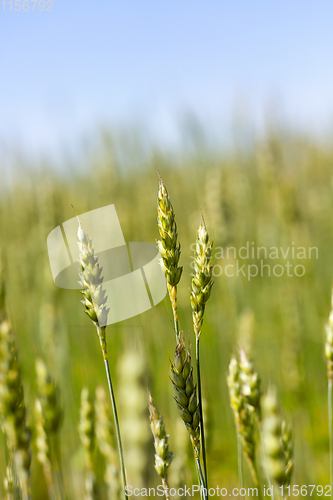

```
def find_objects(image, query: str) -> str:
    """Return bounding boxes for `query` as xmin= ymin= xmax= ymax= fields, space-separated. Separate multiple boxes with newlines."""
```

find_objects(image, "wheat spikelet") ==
xmin=95 ymin=386 xmax=122 ymax=500
xmin=227 ymin=357 xmax=258 ymax=485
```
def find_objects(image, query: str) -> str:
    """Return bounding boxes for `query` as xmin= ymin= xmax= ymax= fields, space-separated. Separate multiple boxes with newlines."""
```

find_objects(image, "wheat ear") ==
xmin=35 ymin=359 xmax=63 ymax=500
xmin=79 ymin=387 xmax=98 ymax=500
xmin=148 ymin=393 xmax=173 ymax=499
xmin=190 ymin=219 xmax=213 ymax=491
xmin=75 ymin=214 xmax=128 ymax=500
xmin=262 ymin=388 xmax=293 ymax=497
xmin=0 ymin=259 xmax=31 ymax=500
xmin=238 ymin=347 xmax=274 ymax=496
xmin=227 ymin=357 xmax=258 ymax=486
xmin=157 ymin=176 xmax=183 ymax=340
xmin=170 ymin=335 xmax=207 ymax=499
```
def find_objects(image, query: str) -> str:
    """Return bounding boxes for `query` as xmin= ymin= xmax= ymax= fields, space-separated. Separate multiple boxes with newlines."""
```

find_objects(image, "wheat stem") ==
xmin=329 ymin=378 xmax=333 ymax=500
xmin=237 ymin=433 xmax=244 ymax=488
xmin=103 ymin=354 xmax=128 ymax=500
xmin=162 ymin=478 xmax=170 ymax=500
xmin=196 ymin=336 xmax=208 ymax=492
xmin=194 ymin=453 xmax=207 ymax=500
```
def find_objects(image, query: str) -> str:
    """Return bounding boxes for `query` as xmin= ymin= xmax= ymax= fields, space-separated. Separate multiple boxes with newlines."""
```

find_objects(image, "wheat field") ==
xmin=0 ymin=127 xmax=332 ymax=498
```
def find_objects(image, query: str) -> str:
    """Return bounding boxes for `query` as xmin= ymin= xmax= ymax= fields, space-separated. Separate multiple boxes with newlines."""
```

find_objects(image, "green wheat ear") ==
xmin=148 ymin=393 xmax=173 ymax=500
xmin=35 ymin=358 xmax=64 ymax=500
xmin=0 ymin=257 xmax=31 ymax=500
xmin=78 ymin=387 xmax=98 ymax=500
xmin=157 ymin=175 xmax=182 ymax=340
xmin=227 ymin=356 xmax=258 ymax=486
xmin=190 ymin=219 xmax=213 ymax=339
xmin=170 ymin=335 xmax=200 ymax=451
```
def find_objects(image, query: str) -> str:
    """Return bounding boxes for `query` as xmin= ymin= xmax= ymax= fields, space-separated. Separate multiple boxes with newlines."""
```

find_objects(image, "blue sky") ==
xmin=1 ymin=1 xmax=333 ymax=161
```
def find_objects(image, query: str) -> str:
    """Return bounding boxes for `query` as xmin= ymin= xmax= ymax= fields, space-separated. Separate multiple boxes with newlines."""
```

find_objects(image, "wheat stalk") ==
xmin=75 ymin=212 xmax=128 ymax=500
xmin=95 ymin=386 xmax=122 ymax=499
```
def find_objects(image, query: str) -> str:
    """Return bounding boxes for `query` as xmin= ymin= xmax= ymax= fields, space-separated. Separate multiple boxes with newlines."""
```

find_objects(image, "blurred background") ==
xmin=1 ymin=1 xmax=333 ymax=498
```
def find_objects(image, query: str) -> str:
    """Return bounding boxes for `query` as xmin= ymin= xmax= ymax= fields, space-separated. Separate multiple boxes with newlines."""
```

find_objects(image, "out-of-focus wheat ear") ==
xmin=95 ymin=386 xmax=122 ymax=500
xmin=148 ymin=393 xmax=173 ymax=500
xmin=325 ymin=287 xmax=333 ymax=497
xmin=157 ymin=176 xmax=183 ymax=340
xmin=78 ymin=387 xmax=98 ymax=500
xmin=117 ymin=349 xmax=151 ymax=489
xmin=0 ymin=261 xmax=31 ymax=500
xmin=238 ymin=347 xmax=274 ymax=494
xmin=262 ymin=388 xmax=291 ymax=495
xmin=35 ymin=359 xmax=63 ymax=500
xmin=227 ymin=357 xmax=258 ymax=487
xmin=281 ymin=419 xmax=294 ymax=487
xmin=4 ymin=460 xmax=15 ymax=500
xmin=34 ymin=398 xmax=57 ymax=499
